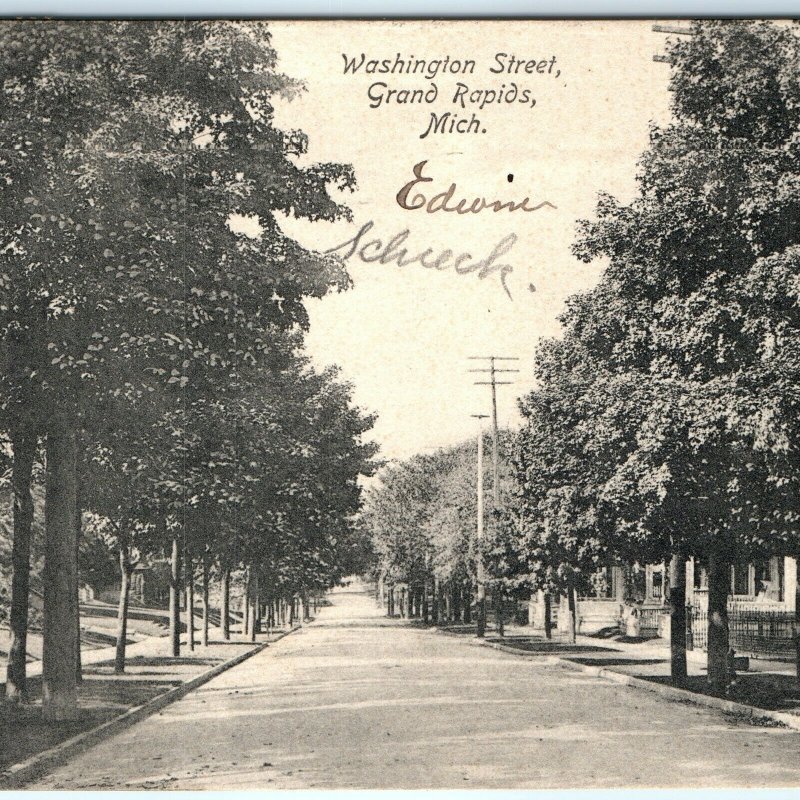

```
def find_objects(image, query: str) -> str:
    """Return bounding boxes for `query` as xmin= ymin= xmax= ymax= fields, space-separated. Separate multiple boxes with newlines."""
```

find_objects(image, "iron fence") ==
xmin=638 ymin=606 xmax=664 ymax=639
xmin=686 ymin=607 xmax=797 ymax=657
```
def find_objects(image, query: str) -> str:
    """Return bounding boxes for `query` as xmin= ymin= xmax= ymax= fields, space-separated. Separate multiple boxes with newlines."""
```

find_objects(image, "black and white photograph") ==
xmin=0 ymin=16 xmax=800 ymax=790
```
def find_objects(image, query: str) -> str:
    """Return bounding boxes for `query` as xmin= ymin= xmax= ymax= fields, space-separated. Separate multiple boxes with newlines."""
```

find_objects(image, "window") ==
xmin=754 ymin=558 xmax=784 ymax=602
xmin=641 ymin=564 xmax=667 ymax=604
xmin=754 ymin=560 xmax=770 ymax=597
xmin=651 ymin=567 xmax=663 ymax=601
xmin=731 ymin=560 xmax=753 ymax=597
xmin=693 ymin=559 xmax=708 ymax=590
xmin=588 ymin=567 xmax=614 ymax=599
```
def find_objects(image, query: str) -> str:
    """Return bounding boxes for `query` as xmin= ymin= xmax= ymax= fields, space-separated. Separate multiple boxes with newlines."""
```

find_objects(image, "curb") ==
xmin=0 ymin=625 xmax=302 ymax=789
xmin=433 ymin=628 xmax=559 ymax=662
xmin=432 ymin=625 xmax=800 ymax=732
xmin=553 ymin=657 xmax=800 ymax=731
xmin=481 ymin=639 xmax=560 ymax=663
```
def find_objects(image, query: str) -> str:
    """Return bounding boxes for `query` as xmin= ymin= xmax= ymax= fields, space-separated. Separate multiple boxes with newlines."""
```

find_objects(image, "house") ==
xmin=530 ymin=557 xmax=798 ymax=657
xmin=528 ymin=565 xmax=627 ymax=635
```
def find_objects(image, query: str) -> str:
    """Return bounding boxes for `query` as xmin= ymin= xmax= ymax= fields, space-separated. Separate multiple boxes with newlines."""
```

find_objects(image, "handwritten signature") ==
xmin=397 ymin=160 xmax=557 ymax=216
xmin=326 ymin=220 xmax=518 ymax=299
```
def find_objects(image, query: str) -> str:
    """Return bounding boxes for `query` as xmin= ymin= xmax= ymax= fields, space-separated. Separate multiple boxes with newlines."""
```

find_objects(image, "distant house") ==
xmin=528 ymin=565 xmax=626 ymax=635
xmin=530 ymin=557 xmax=798 ymax=657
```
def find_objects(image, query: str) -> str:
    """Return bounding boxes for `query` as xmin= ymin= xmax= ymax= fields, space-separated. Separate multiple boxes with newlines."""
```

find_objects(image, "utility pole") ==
xmin=652 ymin=22 xmax=694 ymax=63
xmin=469 ymin=356 xmax=519 ymax=505
xmin=471 ymin=414 xmax=488 ymax=638
xmin=469 ymin=356 xmax=519 ymax=637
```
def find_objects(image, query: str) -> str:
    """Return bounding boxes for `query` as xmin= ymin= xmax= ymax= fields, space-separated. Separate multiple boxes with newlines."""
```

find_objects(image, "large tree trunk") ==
xmin=544 ymin=593 xmax=553 ymax=640
xmin=185 ymin=546 xmax=195 ymax=651
xmin=475 ymin=579 xmax=486 ymax=638
xmin=566 ymin=581 xmax=577 ymax=645
xmin=495 ymin=587 xmax=505 ymax=637
xmin=221 ymin=567 xmax=230 ymax=641
xmin=42 ymin=422 xmax=79 ymax=721
xmin=668 ymin=552 xmax=688 ymax=687
xmin=5 ymin=423 xmax=37 ymax=703
xmin=707 ymin=548 xmax=730 ymax=694
xmin=115 ymin=545 xmax=133 ymax=674
xmin=249 ymin=572 xmax=259 ymax=642
xmin=75 ymin=549 xmax=82 ymax=684
xmin=795 ymin=559 xmax=800 ymax=685
xmin=267 ymin=597 xmax=274 ymax=632
xmin=74 ymin=465 xmax=83 ymax=684
xmin=243 ymin=574 xmax=251 ymax=637
xmin=169 ymin=535 xmax=181 ymax=657
xmin=201 ymin=554 xmax=210 ymax=647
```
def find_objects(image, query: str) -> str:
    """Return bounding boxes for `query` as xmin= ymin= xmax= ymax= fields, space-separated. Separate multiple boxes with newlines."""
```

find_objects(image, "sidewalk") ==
xmin=441 ymin=621 xmax=800 ymax=716
xmin=1 ymin=624 xmax=300 ymax=781
xmin=18 ymin=621 xmax=296 ymax=679
xmin=2 ymin=598 xmax=248 ymax=673
xmin=21 ymin=634 xmax=182 ymax=679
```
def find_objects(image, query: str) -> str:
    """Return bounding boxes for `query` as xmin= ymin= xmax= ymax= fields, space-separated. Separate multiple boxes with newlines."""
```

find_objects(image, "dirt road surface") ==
xmin=31 ymin=584 xmax=800 ymax=789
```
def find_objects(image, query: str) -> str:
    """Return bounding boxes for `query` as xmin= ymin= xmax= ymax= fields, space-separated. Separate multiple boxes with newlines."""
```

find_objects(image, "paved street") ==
xmin=32 ymin=585 xmax=800 ymax=790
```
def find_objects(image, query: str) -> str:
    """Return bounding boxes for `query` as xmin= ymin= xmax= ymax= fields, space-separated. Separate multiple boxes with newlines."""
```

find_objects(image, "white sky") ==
xmin=268 ymin=20 xmax=673 ymax=462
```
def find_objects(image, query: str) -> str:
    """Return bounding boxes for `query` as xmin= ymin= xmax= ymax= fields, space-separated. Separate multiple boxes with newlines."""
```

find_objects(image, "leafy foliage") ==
xmin=364 ymin=434 xmax=514 ymax=591
xmin=514 ymin=21 xmax=800 ymax=599
xmin=0 ymin=22 xmax=377 ymax=636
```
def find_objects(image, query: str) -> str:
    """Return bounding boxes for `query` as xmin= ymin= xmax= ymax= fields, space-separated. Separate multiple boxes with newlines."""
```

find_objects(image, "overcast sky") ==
xmin=269 ymin=20 xmax=673 ymax=462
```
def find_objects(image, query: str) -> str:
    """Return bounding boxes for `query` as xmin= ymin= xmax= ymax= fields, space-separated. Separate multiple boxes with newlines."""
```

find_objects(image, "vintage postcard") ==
xmin=1 ymin=17 xmax=799 ymax=791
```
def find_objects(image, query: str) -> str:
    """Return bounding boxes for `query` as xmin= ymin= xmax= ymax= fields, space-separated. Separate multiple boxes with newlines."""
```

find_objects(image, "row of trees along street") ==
xmin=364 ymin=434 xmax=525 ymax=634
xmin=365 ymin=20 xmax=800 ymax=695
xmin=0 ymin=22 xmax=377 ymax=720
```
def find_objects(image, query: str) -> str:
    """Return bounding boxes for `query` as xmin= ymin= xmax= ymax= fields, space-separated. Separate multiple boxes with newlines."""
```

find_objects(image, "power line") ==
xmin=468 ymin=356 xmax=519 ymax=507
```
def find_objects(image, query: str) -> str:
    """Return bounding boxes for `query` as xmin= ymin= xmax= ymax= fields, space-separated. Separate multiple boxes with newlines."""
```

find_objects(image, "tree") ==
xmin=1 ymin=21 xmax=357 ymax=716
xmin=81 ymin=412 xmax=167 ymax=673
xmin=365 ymin=435 xmax=514 ymax=629
xmin=568 ymin=20 xmax=800 ymax=690
xmin=514 ymin=333 xmax=634 ymax=645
